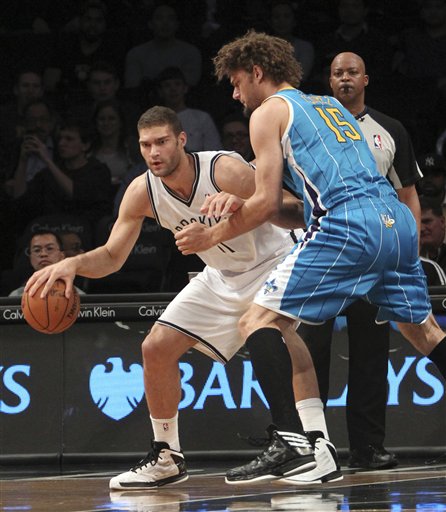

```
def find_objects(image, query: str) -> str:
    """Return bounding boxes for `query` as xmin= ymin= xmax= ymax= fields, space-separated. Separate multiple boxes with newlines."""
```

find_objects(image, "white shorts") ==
xmin=157 ymin=255 xmax=287 ymax=363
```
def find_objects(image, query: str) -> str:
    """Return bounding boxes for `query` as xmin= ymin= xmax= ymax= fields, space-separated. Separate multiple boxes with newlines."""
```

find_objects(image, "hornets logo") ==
xmin=380 ymin=213 xmax=395 ymax=228
xmin=263 ymin=278 xmax=278 ymax=295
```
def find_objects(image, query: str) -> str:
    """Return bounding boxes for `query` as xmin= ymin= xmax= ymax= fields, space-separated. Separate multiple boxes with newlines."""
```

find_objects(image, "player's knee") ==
xmin=141 ymin=325 xmax=166 ymax=366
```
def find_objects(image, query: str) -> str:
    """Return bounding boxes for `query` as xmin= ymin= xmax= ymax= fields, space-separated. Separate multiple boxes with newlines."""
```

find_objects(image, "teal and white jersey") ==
xmin=269 ymin=88 xmax=398 ymax=227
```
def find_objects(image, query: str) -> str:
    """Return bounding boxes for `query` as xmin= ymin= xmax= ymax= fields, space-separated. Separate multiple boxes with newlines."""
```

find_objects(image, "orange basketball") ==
xmin=21 ymin=280 xmax=80 ymax=334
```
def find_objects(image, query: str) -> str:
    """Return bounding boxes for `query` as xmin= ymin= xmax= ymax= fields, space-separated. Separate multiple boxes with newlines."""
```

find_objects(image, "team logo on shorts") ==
xmin=263 ymin=278 xmax=278 ymax=294
xmin=380 ymin=213 xmax=395 ymax=228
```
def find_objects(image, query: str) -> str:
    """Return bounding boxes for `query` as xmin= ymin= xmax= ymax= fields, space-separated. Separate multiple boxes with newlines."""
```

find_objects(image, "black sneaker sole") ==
xmin=225 ymin=459 xmax=316 ymax=485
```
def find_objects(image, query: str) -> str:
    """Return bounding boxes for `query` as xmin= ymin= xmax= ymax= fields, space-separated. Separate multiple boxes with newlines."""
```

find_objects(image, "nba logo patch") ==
xmin=373 ymin=134 xmax=383 ymax=150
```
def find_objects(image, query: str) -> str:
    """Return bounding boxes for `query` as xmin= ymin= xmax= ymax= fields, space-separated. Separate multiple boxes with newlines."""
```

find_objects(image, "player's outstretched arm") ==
xmin=25 ymin=175 xmax=153 ymax=298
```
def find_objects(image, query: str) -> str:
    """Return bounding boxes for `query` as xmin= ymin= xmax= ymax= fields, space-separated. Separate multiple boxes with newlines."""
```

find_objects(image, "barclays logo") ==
xmin=89 ymin=357 xmax=144 ymax=420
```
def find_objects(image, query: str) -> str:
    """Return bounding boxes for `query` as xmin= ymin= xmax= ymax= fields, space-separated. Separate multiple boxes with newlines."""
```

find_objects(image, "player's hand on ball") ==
xmin=25 ymin=259 xmax=78 ymax=299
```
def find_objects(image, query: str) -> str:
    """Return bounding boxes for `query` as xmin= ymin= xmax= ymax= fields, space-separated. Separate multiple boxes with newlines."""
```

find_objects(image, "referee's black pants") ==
xmin=297 ymin=300 xmax=390 ymax=450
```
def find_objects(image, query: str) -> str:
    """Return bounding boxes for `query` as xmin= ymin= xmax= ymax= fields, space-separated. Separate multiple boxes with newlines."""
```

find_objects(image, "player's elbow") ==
xmin=104 ymin=248 xmax=127 ymax=274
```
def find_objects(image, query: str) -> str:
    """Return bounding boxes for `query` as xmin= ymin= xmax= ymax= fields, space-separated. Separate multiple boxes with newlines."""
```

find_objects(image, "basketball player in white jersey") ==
xmin=25 ymin=106 xmax=341 ymax=488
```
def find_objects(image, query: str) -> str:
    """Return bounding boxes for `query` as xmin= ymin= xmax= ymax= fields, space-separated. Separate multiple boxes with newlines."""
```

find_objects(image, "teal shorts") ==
xmin=255 ymin=197 xmax=431 ymax=325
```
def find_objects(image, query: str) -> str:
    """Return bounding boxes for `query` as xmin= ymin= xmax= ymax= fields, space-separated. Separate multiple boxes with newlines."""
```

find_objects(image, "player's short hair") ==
xmin=137 ymin=106 xmax=183 ymax=136
xmin=213 ymin=30 xmax=302 ymax=88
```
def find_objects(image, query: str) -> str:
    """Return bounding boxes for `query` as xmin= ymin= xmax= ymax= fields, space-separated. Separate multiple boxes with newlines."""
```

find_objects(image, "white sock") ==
xmin=150 ymin=412 xmax=180 ymax=451
xmin=296 ymin=398 xmax=329 ymax=440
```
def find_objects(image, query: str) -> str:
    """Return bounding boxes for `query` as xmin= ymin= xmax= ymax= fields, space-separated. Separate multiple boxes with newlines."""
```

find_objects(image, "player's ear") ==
xmin=364 ymin=74 xmax=369 ymax=87
xmin=252 ymin=65 xmax=263 ymax=82
xmin=179 ymin=130 xmax=187 ymax=148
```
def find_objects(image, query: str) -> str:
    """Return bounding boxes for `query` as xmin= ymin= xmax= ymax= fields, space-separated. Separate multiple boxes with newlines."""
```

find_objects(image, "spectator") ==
xmin=4 ymin=98 xmax=58 ymax=191
xmin=313 ymin=0 xmax=394 ymax=100
xmin=124 ymin=3 xmax=202 ymax=93
xmin=420 ymin=197 xmax=446 ymax=271
xmin=113 ymin=161 xmax=147 ymax=218
xmin=156 ymin=67 xmax=221 ymax=152
xmin=267 ymin=0 xmax=315 ymax=84
xmin=220 ymin=112 xmax=254 ymax=162
xmin=0 ymin=70 xmax=44 ymax=161
xmin=393 ymin=0 xmax=446 ymax=92
xmin=8 ymin=230 xmax=85 ymax=296
xmin=59 ymin=230 xmax=85 ymax=257
xmin=43 ymin=0 xmax=126 ymax=102
xmin=417 ymin=153 xmax=446 ymax=210
xmin=437 ymin=128 xmax=446 ymax=160
xmin=421 ymin=255 xmax=446 ymax=286
xmin=9 ymin=230 xmax=65 ymax=297
xmin=392 ymin=0 xmax=446 ymax=153
xmin=59 ymin=229 xmax=90 ymax=291
xmin=67 ymin=61 xmax=142 ymax=139
xmin=0 ymin=2 xmax=51 ymax=34
xmin=12 ymin=118 xmax=113 ymax=233
xmin=91 ymin=99 xmax=139 ymax=186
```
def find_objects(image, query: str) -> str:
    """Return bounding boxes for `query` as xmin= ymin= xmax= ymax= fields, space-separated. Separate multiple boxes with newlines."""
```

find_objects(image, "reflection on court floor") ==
xmin=1 ymin=459 xmax=445 ymax=511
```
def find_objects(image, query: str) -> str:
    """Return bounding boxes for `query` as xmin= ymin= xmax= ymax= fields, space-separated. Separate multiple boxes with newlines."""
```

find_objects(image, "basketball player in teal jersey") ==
xmin=175 ymin=30 xmax=446 ymax=484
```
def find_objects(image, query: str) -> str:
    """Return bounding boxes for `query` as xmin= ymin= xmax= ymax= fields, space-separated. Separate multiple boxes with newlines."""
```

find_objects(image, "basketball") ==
xmin=21 ymin=280 xmax=80 ymax=334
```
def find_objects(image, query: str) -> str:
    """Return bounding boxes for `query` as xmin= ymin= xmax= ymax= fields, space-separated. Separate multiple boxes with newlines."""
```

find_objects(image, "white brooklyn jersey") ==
xmin=145 ymin=151 xmax=291 ymax=273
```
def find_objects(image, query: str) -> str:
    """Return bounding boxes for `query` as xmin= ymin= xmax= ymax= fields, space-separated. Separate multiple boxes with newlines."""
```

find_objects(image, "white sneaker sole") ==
xmin=109 ymin=473 xmax=189 ymax=490
xmin=280 ymin=471 xmax=344 ymax=485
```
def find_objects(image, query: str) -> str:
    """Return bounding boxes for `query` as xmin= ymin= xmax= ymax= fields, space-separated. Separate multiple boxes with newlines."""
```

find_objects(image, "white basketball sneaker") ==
xmin=109 ymin=440 xmax=189 ymax=490
xmin=280 ymin=432 xmax=343 ymax=485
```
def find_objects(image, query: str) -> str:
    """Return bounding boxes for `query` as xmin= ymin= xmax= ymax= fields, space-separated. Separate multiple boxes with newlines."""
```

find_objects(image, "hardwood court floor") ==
xmin=1 ymin=457 xmax=445 ymax=511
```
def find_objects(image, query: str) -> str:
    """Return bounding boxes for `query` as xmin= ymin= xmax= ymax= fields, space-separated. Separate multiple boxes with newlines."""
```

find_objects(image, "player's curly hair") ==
xmin=213 ymin=30 xmax=302 ymax=88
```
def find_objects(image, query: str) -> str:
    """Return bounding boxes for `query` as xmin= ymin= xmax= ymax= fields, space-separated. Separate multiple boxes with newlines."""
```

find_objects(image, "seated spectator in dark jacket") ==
xmin=420 ymin=197 xmax=446 ymax=272
xmin=12 ymin=118 xmax=113 ymax=232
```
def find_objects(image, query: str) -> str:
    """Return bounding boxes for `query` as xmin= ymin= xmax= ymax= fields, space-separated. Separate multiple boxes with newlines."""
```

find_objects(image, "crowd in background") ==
xmin=1 ymin=0 xmax=446 ymax=295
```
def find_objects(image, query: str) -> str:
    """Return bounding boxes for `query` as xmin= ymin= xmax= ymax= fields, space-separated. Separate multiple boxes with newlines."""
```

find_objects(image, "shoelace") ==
xmin=237 ymin=432 xmax=271 ymax=447
xmin=237 ymin=424 xmax=277 ymax=447
xmin=131 ymin=447 xmax=162 ymax=472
